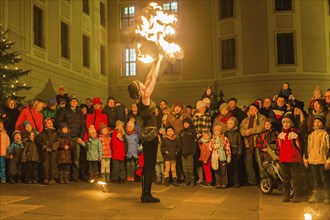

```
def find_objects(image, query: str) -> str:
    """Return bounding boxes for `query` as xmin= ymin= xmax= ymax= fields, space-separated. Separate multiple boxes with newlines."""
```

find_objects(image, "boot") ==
xmin=58 ymin=171 xmax=64 ymax=184
xmin=172 ymin=178 xmax=179 ymax=186
xmin=140 ymin=176 xmax=160 ymax=203
xmin=101 ymin=173 xmax=106 ymax=182
xmin=105 ymin=173 xmax=111 ymax=183
xmin=291 ymin=190 xmax=301 ymax=203
xmin=88 ymin=171 xmax=94 ymax=183
xmin=64 ymin=172 xmax=70 ymax=184
xmin=308 ymin=190 xmax=319 ymax=203
xmin=164 ymin=178 xmax=170 ymax=186
xmin=196 ymin=167 xmax=204 ymax=184
xmin=282 ymin=188 xmax=290 ymax=202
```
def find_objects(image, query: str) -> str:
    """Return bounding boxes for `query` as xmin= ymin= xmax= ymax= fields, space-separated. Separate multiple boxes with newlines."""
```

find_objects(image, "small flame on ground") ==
xmin=304 ymin=213 xmax=312 ymax=220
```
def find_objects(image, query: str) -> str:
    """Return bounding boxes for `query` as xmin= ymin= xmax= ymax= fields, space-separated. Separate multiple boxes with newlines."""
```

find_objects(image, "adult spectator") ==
xmin=307 ymin=99 xmax=328 ymax=134
xmin=201 ymin=86 xmax=218 ymax=111
xmin=85 ymin=98 xmax=94 ymax=114
xmin=114 ymin=100 xmax=126 ymax=123
xmin=15 ymin=99 xmax=44 ymax=134
xmin=79 ymin=104 xmax=88 ymax=119
xmin=308 ymin=85 xmax=323 ymax=113
xmin=102 ymin=97 xmax=117 ymax=130
xmin=213 ymin=102 xmax=233 ymax=134
xmin=269 ymin=95 xmax=287 ymax=132
xmin=2 ymin=98 xmax=20 ymax=141
xmin=240 ymin=102 xmax=266 ymax=185
xmin=292 ymin=101 xmax=308 ymax=143
xmin=260 ymin=97 xmax=273 ymax=118
xmin=185 ymin=105 xmax=193 ymax=117
xmin=325 ymin=88 xmax=330 ymax=131
xmin=41 ymin=98 xmax=58 ymax=122
xmin=56 ymin=86 xmax=70 ymax=105
xmin=228 ymin=98 xmax=246 ymax=125
xmin=56 ymin=96 xmax=86 ymax=182
xmin=127 ymin=57 xmax=162 ymax=203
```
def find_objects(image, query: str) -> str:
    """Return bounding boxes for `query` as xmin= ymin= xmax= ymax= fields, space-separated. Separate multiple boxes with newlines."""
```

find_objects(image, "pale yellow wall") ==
xmin=0 ymin=0 xmax=109 ymax=103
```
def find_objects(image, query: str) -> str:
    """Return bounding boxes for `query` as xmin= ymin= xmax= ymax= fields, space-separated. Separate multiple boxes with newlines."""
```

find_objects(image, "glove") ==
xmin=227 ymin=156 xmax=231 ymax=164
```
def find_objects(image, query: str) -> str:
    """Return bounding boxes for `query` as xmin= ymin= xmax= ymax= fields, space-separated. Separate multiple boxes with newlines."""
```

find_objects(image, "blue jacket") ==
xmin=81 ymin=138 xmax=103 ymax=161
xmin=7 ymin=141 xmax=24 ymax=162
xmin=125 ymin=133 xmax=139 ymax=159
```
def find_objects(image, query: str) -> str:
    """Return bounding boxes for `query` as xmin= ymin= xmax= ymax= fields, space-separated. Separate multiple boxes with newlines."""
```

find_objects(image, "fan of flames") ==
xmin=135 ymin=2 xmax=184 ymax=63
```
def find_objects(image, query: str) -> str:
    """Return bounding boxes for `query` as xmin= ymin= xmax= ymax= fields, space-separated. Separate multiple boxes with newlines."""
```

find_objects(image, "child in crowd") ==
xmin=225 ymin=117 xmax=242 ymax=187
xmin=256 ymin=119 xmax=278 ymax=162
xmin=278 ymin=82 xmax=292 ymax=101
xmin=135 ymin=146 xmax=144 ymax=180
xmin=161 ymin=126 xmax=181 ymax=186
xmin=21 ymin=132 xmax=39 ymax=184
xmin=7 ymin=130 xmax=24 ymax=183
xmin=78 ymin=125 xmax=103 ymax=183
xmin=99 ymin=123 xmax=112 ymax=183
xmin=304 ymin=114 xmax=330 ymax=204
xmin=198 ymin=131 xmax=212 ymax=187
xmin=36 ymin=118 xmax=59 ymax=185
xmin=0 ymin=120 xmax=10 ymax=183
xmin=22 ymin=120 xmax=38 ymax=142
xmin=276 ymin=113 xmax=304 ymax=203
xmin=110 ymin=120 xmax=126 ymax=184
xmin=179 ymin=118 xmax=198 ymax=186
xmin=210 ymin=125 xmax=231 ymax=189
xmin=125 ymin=121 xmax=139 ymax=182
xmin=57 ymin=122 xmax=72 ymax=184
xmin=155 ymin=127 xmax=165 ymax=184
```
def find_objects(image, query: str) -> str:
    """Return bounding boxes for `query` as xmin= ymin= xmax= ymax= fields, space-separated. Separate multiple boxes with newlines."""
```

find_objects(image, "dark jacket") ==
xmin=4 ymin=107 xmax=20 ymax=140
xmin=21 ymin=140 xmax=39 ymax=162
xmin=269 ymin=105 xmax=287 ymax=132
xmin=230 ymin=107 xmax=247 ymax=125
xmin=56 ymin=106 xmax=86 ymax=139
xmin=36 ymin=128 xmax=60 ymax=154
xmin=57 ymin=133 xmax=72 ymax=164
xmin=102 ymin=106 xmax=116 ymax=130
xmin=7 ymin=141 xmax=24 ymax=162
xmin=225 ymin=128 xmax=243 ymax=156
xmin=161 ymin=135 xmax=181 ymax=161
xmin=180 ymin=127 xmax=198 ymax=156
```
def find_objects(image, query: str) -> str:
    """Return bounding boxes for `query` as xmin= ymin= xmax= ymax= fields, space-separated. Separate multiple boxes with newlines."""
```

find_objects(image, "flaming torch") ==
xmin=135 ymin=2 xmax=184 ymax=63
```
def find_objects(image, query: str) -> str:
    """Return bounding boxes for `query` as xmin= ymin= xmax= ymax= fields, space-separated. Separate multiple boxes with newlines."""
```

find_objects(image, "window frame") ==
xmin=120 ymin=5 xmax=135 ymax=30
xmin=121 ymin=47 xmax=136 ymax=77
xmin=82 ymin=0 xmax=89 ymax=15
xmin=275 ymin=32 xmax=295 ymax=66
xmin=274 ymin=0 xmax=293 ymax=12
xmin=82 ymin=34 xmax=90 ymax=68
xmin=100 ymin=45 xmax=106 ymax=75
xmin=100 ymin=1 xmax=106 ymax=27
xmin=220 ymin=37 xmax=236 ymax=71
xmin=219 ymin=0 xmax=234 ymax=20
xmin=162 ymin=1 xmax=179 ymax=14
xmin=33 ymin=5 xmax=44 ymax=48
xmin=60 ymin=21 xmax=70 ymax=59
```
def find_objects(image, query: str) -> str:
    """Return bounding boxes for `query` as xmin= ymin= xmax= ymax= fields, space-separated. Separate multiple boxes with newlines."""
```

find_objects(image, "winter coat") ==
xmin=269 ymin=105 xmax=287 ymax=132
xmin=21 ymin=140 xmax=39 ymax=162
xmin=7 ymin=141 xmax=24 ymax=162
xmin=84 ymin=109 xmax=108 ymax=141
xmin=81 ymin=138 xmax=103 ymax=161
xmin=111 ymin=129 xmax=126 ymax=161
xmin=56 ymin=106 xmax=86 ymax=139
xmin=0 ymin=129 xmax=10 ymax=156
xmin=57 ymin=134 xmax=72 ymax=164
xmin=240 ymin=113 xmax=266 ymax=149
xmin=156 ymin=140 xmax=164 ymax=163
xmin=192 ymin=113 xmax=212 ymax=138
xmin=213 ymin=113 xmax=234 ymax=134
xmin=179 ymin=127 xmax=198 ymax=156
xmin=36 ymin=128 xmax=60 ymax=153
xmin=15 ymin=106 xmax=43 ymax=133
xmin=165 ymin=110 xmax=190 ymax=135
xmin=305 ymin=128 xmax=330 ymax=165
xmin=231 ymin=108 xmax=247 ymax=125
xmin=99 ymin=134 xmax=111 ymax=158
xmin=42 ymin=107 xmax=58 ymax=122
xmin=199 ymin=140 xmax=211 ymax=162
xmin=225 ymin=128 xmax=243 ymax=156
xmin=276 ymin=128 xmax=302 ymax=163
xmin=125 ymin=132 xmax=139 ymax=159
xmin=161 ymin=135 xmax=181 ymax=161
xmin=3 ymin=107 xmax=20 ymax=140
xmin=210 ymin=135 xmax=231 ymax=161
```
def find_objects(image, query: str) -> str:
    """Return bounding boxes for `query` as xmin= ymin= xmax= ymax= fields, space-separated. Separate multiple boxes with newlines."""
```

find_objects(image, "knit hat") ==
xmin=228 ymin=98 xmax=238 ymax=103
xmin=173 ymin=102 xmax=183 ymax=109
xmin=23 ymin=120 xmax=31 ymax=128
xmin=79 ymin=103 xmax=88 ymax=109
xmin=93 ymin=97 xmax=101 ymax=105
xmin=293 ymin=100 xmax=304 ymax=111
xmin=12 ymin=130 xmax=21 ymax=138
xmin=166 ymin=126 xmax=174 ymax=132
xmin=219 ymin=103 xmax=230 ymax=111
xmin=314 ymin=114 xmax=326 ymax=125
xmin=248 ymin=101 xmax=260 ymax=111
xmin=99 ymin=122 xmax=108 ymax=131
xmin=59 ymin=122 xmax=69 ymax=130
xmin=202 ymin=97 xmax=211 ymax=105
xmin=70 ymin=95 xmax=78 ymax=102
xmin=159 ymin=127 xmax=165 ymax=133
xmin=182 ymin=117 xmax=193 ymax=127
xmin=282 ymin=113 xmax=294 ymax=124
xmin=186 ymin=105 xmax=193 ymax=109
xmin=48 ymin=97 xmax=57 ymax=107
xmin=196 ymin=100 xmax=206 ymax=110
xmin=44 ymin=118 xmax=53 ymax=125
xmin=59 ymin=86 xmax=64 ymax=92
xmin=88 ymin=125 xmax=97 ymax=135
xmin=58 ymin=97 xmax=67 ymax=104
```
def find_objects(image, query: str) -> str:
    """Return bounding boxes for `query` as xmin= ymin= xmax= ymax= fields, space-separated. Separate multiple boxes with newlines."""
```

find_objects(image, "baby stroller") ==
xmin=259 ymin=142 xmax=295 ymax=197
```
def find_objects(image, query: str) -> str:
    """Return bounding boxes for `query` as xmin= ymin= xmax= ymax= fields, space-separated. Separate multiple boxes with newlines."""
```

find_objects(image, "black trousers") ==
xmin=23 ymin=161 xmax=39 ymax=181
xmin=281 ymin=162 xmax=304 ymax=198
xmin=141 ymin=137 xmax=158 ymax=196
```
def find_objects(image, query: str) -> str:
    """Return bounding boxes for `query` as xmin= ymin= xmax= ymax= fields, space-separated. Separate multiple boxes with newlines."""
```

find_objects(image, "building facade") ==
xmin=0 ymin=0 xmax=108 ymax=102
xmin=108 ymin=0 xmax=330 ymax=107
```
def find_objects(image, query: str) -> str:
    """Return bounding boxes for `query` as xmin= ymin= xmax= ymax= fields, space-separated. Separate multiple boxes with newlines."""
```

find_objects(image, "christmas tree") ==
xmin=0 ymin=26 xmax=31 ymax=109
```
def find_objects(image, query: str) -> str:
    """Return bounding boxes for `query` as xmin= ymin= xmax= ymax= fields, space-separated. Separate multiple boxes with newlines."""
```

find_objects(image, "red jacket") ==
xmin=110 ymin=129 xmax=126 ymax=161
xmin=276 ymin=128 xmax=302 ymax=163
xmin=15 ymin=106 xmax=43 ymax=133
xmin=84 ymin=109 xmax=108 ymax=141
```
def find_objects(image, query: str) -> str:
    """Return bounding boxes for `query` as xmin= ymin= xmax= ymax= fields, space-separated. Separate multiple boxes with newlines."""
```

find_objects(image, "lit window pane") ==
xmin=163 ymin=3 xmax=170 ymax=10
xmin=129 ymin=6 xmax=135 ymax=15
xmin=171 ymin=2 xmax=177 ymax=10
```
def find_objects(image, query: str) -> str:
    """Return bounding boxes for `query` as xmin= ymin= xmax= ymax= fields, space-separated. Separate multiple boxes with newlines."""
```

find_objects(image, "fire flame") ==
xmin=136 ymin=2 xmax=184 ymax=63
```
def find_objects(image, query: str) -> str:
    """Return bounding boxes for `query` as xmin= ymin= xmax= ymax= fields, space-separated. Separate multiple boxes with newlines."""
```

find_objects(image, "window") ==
xmin=33 ymin=5 xmax=44 ymax=48
xmin=163 ymin=2 xmax=178 ymax=14
xmin=100 ymin=45 xmax=106 ymax=75
xmin=220 ymin=38 xmax=236 ymax=70
xmin=82 ymin=0 xmax=89 ymax=15
xmin=82 ymin=35 xmax=90 ymax=68
xmin=164 ymin=61 xmax=180 ymax=74
xmin=276 ymin=33 xmax=294 ymax=65
xmin=220 ymin=0 xmax=234 ymax=19
xmin=122 ymin=48 xmax=136 ymax=76
xmin=120 ymin=6 xmax=135 ymax=29
xmin=100 ymin=2 xmax=106 ymax=27
xmin=274 ymin=0 xmax=292 ymax=11
xmin=61 ymin=22 xmax=70 ymax=59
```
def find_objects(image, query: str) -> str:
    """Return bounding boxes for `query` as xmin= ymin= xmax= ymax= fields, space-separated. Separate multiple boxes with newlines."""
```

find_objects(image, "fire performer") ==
xmin=128 ymin=56 xmax=162 ymax=203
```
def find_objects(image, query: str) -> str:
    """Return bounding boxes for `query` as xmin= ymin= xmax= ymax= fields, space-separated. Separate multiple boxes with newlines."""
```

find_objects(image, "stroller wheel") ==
xmin=260 ymin=178 xmax=273 ymax=195
xmin=289 ymin=180 xmax=295 ymax=198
